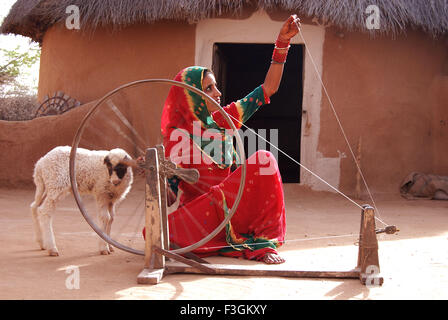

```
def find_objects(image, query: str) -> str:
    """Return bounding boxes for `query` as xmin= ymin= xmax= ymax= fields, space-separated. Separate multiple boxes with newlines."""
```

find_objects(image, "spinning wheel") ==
xmin=70 ymin=77 xmax=398 ymax=285
xmin=69 ymin=79 xmax=247 ymax=258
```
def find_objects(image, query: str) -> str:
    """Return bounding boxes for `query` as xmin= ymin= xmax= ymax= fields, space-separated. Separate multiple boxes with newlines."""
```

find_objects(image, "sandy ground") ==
xmin=0 ymin=183 xmax=447 ymax=300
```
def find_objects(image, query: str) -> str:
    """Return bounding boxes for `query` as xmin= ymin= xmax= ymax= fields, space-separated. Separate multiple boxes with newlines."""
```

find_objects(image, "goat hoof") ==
xmin=100 ymin=250 xmax=110 ymax=255
xmin=109 ymin=246 xmax=115 ymax=252
xmin=48 ymin=249 xmax=59 ymax=256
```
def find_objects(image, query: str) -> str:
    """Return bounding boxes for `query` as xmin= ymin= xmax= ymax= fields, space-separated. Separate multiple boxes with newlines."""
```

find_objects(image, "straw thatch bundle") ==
xmin=1 ymin=0 xmax=447 ymax=42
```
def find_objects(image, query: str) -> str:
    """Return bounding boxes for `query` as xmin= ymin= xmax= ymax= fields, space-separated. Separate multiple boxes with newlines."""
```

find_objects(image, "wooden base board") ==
xmin=164 ymin=262 xmax=360 ymax=279
xmin=360 ymin=273 xmax=384 ymax=286
xmin=137 ymin=268 xmax=164 ymax=285
xmin=136 ymin=262 xmax=388 ymax=286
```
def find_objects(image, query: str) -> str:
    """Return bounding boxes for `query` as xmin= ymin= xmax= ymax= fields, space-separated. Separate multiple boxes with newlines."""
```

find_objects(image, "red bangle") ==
xmin=275 ymin=38 xmax=290 ymax=48
xmin=272 ymin=38 xmax=290 ymax=64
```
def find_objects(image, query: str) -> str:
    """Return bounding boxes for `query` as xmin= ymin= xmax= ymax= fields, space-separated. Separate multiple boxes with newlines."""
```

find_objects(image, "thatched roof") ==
xmin=2 ymin=0 xmax=447 ymax=42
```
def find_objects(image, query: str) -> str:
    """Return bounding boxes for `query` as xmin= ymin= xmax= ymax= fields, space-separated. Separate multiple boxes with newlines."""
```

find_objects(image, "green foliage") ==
xmin=0 ymin=42 xmax=40 ymax=96
xmin=1 ymin=46 xmax=37 ymax=79
xmin=0 ymin=42 xmax=41 ymax=120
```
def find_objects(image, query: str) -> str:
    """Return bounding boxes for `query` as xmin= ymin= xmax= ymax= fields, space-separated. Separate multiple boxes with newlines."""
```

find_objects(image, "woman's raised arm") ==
xmin=263 ymin=15 xmax=301 ymax=97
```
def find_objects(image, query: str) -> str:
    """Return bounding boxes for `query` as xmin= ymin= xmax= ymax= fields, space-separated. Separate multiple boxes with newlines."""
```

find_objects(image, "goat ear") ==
xmin=104 ymin=156 xmax=110 ymax=165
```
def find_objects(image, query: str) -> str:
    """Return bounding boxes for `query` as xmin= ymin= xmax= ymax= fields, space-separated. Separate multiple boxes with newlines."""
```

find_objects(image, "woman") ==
xmin=159 ymin=15 xmax=300 ymax=264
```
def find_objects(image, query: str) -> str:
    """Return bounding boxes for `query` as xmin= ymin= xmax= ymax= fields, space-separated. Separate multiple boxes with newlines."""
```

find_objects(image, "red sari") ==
xmin=158 ymin=66 xmax=286 ymax=261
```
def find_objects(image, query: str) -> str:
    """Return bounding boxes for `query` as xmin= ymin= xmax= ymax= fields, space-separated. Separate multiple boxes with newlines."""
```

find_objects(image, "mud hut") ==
xmin=1 ymin=0 xmax=447 ymax=196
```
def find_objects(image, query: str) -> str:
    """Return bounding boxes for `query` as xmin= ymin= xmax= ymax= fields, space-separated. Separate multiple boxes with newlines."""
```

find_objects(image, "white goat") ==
xmin=31 ymin=146 xmax=133 ymax=256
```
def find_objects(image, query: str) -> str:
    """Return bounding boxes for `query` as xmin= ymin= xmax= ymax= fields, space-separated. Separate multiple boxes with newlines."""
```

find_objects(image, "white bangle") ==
xmin=274 ymin=45 xmax=290 ymax=50
xmin=271 ymin=60 xmax=286 ymax=65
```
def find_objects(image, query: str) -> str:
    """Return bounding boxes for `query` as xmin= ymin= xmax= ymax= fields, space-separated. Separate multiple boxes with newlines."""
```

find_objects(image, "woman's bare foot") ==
xmin=262 ymin=253 xmax=286 ymax=264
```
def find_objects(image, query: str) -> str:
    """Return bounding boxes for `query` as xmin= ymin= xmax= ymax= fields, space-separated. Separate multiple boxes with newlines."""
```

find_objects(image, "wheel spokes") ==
xmin=70 ymin=79 xmax=246 ymax=256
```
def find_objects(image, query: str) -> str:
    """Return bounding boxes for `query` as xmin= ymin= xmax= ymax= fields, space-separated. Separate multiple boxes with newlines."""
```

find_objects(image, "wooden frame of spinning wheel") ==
xmin=137 ymin=145 xmax=384 ymax=286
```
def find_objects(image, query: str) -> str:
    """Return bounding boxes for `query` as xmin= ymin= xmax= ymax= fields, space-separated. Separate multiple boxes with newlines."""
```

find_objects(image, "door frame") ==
xmin=195 ymin=10 xmax=340 ymax=190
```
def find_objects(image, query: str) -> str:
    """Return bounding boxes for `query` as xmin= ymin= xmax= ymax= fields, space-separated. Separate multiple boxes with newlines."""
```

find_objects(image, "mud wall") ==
xmin=38 ymin=21 xmax=196 ymax=104
xmin=0 ymin=101 xmax=93 ymax=188
xmin=318 ymin=29 xmax=448 ymax=194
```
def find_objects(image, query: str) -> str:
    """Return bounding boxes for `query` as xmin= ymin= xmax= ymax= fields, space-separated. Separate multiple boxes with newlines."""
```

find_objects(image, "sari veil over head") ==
xmin=161 ymin=66 xmax=234 ymax=169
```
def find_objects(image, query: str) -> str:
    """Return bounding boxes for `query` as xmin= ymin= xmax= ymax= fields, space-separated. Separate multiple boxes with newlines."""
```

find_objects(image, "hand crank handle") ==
xmin=375 ymin=225 xmax=399 ymax=235
xmin=173 ymin=167 xmax=200 ymax=184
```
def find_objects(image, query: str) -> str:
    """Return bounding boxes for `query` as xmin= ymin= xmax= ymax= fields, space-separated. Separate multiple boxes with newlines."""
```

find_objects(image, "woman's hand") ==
xmin=263 ymin=15 xmax=301 ymax=98
xmin=278 ymin=14 xmax=301 ymax=42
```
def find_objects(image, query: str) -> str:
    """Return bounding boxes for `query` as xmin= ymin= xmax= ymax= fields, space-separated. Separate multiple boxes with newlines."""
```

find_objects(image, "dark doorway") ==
xmin=212 ymin=43 xmax=303 ymax=183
